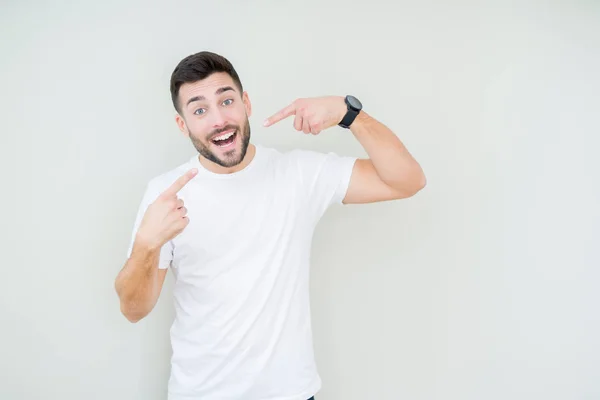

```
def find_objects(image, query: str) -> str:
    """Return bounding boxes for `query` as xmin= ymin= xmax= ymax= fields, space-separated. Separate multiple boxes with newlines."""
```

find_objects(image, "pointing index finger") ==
xmin=163 ymin=168 xmax=198 ymax=197
xmin=263 ymin=104 xmax=296 ymax=127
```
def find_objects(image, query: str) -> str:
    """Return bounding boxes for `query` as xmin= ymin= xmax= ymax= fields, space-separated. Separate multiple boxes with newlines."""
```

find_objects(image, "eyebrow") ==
xmin=186 ymin=86 xmax=236 ymax=106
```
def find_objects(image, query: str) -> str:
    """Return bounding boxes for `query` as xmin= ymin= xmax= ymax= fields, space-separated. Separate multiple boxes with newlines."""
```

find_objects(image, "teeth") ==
xmin=213 ymin=131 xmax=234 ymax=141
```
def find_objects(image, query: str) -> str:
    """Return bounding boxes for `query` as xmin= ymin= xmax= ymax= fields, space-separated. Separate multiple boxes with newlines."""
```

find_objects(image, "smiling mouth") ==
xmin=210 ymin=130 xmax=237 ymax=148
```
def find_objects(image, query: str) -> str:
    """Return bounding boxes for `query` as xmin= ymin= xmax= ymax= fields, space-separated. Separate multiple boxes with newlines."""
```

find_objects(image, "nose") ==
xmin=210 ymin=107 xmax=228 ymax=129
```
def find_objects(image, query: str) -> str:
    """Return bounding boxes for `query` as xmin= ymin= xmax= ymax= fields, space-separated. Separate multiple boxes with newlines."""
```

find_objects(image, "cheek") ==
xmin=187 ymin=120 xmax=209 ymax=137
xmin=226 ymin=108 xmax=239 ymax=118
xmin=229 ymin=105 xmax=247 ymax=120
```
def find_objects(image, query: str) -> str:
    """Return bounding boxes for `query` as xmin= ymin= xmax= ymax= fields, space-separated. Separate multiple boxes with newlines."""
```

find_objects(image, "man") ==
xmin=115 ymin=51 xmax=425 ymax=400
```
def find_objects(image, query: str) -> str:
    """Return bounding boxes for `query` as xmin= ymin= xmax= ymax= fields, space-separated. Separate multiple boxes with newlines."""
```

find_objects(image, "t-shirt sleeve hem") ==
xmin=332 ymin=157 xmax=358 ymax=205
xmin=158 ymin=260 xmax=171 ymax=269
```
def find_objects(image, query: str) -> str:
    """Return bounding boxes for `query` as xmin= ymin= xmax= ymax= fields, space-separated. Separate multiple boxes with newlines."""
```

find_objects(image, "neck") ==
xmin=198 ymin=143 xmax=256 ymax=174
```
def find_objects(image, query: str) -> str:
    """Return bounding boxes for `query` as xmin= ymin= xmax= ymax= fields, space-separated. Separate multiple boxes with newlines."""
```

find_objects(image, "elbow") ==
xmin=125 ymin=314 xmax=144 ymax=324
xmin=398 ymin=159 xmax=427 ymax=197
xmin=385 ymin=172 xmax=426 ymax=200
xmin=117 ymin=290 xmax=151 ymax=323
xmin=406 ymin=182 xmax=425 ymax=198
xmin=402 ymin=170 xmax=427 ymax=198
xmin=413 ymin=163 xmax=427 ymax=192
xmin=115 ymin=279 xmax=149 ymax=323
xmin=415 ymin=172 xmax=427 ymax=193
xmin=120 ymin=302 xmax=149 ymax=323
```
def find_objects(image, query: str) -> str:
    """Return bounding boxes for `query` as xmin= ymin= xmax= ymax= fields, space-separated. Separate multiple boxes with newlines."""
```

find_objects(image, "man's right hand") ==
xmin=135 ymin=168 xmax=198 ymax=251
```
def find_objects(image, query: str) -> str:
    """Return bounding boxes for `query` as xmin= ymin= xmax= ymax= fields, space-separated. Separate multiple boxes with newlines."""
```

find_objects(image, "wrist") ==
xmin=337 ymin=96 xmax=347 ymax=123
xmin=338 ymin=95 xmax=363 ymax=128
xmin=133 ymin=232 xmax=161 ymax=254
xmin=349 ymin=110 xmax=370 ymax=130
xmin=355 ymin=110 xmax=368 ymax=123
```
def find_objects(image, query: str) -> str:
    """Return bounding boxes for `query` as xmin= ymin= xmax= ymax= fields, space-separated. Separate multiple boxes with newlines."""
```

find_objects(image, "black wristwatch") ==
xmin=338 ymin=95 xmax=363 ymax=128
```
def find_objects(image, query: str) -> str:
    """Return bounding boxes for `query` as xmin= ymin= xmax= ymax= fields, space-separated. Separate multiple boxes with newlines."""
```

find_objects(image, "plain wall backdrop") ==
xmin=1 ymin=1 xmax=598 ymax=399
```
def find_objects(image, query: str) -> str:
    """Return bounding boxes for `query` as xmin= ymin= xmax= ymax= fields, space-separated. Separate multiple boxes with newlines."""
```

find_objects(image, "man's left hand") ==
xmin=263 ymin=96 xmax=347 ymax=135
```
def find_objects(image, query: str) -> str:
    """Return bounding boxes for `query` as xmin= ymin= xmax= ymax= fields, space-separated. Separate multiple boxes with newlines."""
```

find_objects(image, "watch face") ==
xmin=346 ymin=95 xmax=362 ymax=110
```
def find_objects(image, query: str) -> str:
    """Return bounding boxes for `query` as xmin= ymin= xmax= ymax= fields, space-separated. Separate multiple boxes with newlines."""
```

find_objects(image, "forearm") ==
xmin=115 ymin=239 xmax=161 ymax=322
xmin=350 ymin=111 xmax=426 ymax=193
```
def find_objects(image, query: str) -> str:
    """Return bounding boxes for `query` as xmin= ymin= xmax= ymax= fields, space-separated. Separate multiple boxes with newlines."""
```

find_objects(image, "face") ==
xmin=175 ymin=72 xmax=252 ymax=169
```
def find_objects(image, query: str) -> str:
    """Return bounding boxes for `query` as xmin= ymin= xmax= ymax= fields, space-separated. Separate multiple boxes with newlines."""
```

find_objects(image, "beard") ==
xmin=188 ymin=118 xmax=251 ymax=168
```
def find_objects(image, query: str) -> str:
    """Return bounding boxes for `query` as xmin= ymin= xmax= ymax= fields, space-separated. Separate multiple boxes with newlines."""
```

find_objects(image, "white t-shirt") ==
xmin=127 ymin=144 xmax=357 ymax=400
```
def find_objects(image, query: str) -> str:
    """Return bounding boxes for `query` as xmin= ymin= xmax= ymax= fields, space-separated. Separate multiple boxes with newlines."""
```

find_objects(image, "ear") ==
xmin=175 ymin=113 xmax=189 ymax=137
xmin=242 ymin=91 xmax=252 ymax=117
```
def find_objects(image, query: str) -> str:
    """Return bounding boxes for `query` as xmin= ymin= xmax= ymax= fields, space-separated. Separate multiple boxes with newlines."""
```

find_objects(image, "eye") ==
xmin=194 ymin=108 xmax=206 ymax=115
xmin=222 ymin=99 xmax=233 ymax=106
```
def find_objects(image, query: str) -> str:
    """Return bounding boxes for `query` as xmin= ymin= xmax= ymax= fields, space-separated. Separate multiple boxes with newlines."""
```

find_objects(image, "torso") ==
xmin=161 ymin=146 xmax=322 ymax=399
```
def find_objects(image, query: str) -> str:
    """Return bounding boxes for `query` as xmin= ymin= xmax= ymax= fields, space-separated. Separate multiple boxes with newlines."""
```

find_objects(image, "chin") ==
xmin=191 ymin=123 xmax=251 ymax=168
xmin=216 ymin=151 xmax=244 ymax=168
xmin=211 ymin=138 xmax=243 ymax=167
xmin=210 ymin=138 xmax=248 ymax=169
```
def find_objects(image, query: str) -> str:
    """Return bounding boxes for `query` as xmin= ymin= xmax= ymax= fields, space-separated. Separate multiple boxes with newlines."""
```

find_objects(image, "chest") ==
xmin=169 ymin=170 xmax=309 ymax=273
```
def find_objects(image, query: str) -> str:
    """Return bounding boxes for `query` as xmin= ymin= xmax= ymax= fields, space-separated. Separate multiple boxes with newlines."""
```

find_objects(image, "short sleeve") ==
xmin=126 ymin=184 xmax=174 ymax=270
xmin=293 ymin=149 xmax=357 ymax=220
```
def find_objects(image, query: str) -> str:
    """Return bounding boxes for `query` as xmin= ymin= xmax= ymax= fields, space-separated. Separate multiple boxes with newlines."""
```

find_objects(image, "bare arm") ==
xmin=115 ymin=168 xmax=198 ymax=323
xmin=263 ymin=96 xmax=426 ymax=204
xmin=343 ymin=111 xmax=426 ymax=204
xmin=115 ymin=240 xmax=168 ymax=323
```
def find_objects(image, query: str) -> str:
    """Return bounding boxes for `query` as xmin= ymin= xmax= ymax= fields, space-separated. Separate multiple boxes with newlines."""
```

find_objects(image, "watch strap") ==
xmin=339 ymin=96 xmax=360 ymax=128
xmin=339 ymin=109 xmax=358 ymax=128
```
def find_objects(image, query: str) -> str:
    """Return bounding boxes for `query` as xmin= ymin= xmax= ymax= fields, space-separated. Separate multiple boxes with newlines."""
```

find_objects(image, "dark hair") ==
xmin=170 ymin=51 xmax=243 ymax=113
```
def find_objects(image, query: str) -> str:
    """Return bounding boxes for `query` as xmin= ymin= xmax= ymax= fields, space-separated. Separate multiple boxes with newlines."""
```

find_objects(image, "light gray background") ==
xmin=1 ymin=1 xmax=598 ymax=399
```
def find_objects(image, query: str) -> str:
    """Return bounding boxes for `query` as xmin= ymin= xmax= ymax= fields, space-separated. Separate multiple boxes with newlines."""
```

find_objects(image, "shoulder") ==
xmin=258 ymin=145 xmax=356 ymax=190
xmin=286 ymin=147 xmax=357 ymax=174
